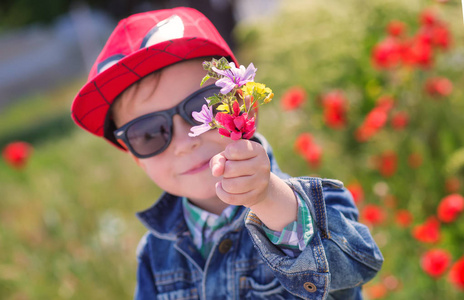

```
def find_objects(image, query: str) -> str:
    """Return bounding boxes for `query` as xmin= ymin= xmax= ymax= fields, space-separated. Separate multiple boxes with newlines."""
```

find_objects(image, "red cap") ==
xmin=71 ymin=7 xmax=237 ymax=147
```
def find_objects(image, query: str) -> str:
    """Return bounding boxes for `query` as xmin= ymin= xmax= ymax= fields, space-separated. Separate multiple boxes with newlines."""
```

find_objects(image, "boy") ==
xmin=71 ymin=7 xmax=383 ymax=299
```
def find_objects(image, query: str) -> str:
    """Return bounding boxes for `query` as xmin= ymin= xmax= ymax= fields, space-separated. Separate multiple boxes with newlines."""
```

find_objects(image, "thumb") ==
xmin=210 ymin=152 xmax=227 ymax=177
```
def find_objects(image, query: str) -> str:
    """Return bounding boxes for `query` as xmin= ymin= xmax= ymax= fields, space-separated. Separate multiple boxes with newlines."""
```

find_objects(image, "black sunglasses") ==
xmin=114 ymin=84 xmax=220 ymax=159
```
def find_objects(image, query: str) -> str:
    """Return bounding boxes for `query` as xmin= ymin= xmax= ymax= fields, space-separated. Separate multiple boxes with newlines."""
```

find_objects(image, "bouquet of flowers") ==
xmin=189 ymin=57 xmax=274 ymax=140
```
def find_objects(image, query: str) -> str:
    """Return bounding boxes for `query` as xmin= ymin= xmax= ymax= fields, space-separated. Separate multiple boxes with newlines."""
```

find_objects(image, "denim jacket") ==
xmin=135 ymin=134 xmax=383 ymax=299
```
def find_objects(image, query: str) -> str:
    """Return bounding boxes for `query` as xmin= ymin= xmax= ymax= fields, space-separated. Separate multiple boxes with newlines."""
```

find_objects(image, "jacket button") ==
xmin=218 ymin=239 xmax=233 ymax=254
xmin=304 ymin=282 xmax=317 ymax=293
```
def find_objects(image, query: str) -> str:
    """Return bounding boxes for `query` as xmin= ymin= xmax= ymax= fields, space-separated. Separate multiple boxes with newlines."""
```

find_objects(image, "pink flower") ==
xmin=189 ymin=103 xmax=214 ymax=137
xmin=215 ymin=101 xmax=255 ymax=140
xmin=213 ymin=62 xmax=257 ymax=94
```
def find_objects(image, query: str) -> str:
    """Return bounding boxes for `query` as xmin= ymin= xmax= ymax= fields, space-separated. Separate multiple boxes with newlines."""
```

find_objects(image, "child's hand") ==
xmin=210 ymin=140 xmax=271 ymax=208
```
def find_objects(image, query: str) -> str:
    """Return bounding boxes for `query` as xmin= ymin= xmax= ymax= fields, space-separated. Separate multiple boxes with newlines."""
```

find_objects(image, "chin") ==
xmin=187 ymin=188 xmax=217 ymax=202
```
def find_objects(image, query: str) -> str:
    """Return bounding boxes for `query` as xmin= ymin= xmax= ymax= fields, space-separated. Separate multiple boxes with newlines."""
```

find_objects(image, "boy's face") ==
xmin=112 ymin=59 xmax=233 ymax=210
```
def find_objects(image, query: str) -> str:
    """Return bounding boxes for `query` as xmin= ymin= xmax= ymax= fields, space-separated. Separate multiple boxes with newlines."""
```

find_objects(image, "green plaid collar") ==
xmin=182 ymin=197 xmax=240 ymax=258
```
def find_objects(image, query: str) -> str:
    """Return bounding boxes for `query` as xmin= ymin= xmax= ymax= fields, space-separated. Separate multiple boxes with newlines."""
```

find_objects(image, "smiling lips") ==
xmin=182 ymin=159 xmax=211 ymax=175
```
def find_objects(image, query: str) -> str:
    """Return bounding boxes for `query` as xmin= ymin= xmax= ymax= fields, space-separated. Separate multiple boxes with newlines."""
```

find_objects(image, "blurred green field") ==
xmin=1 ymin=0 xmax=464 ymax=299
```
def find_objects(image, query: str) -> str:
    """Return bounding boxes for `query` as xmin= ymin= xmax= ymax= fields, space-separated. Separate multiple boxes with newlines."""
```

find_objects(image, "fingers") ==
xmin=223 ymin=140 xmax=260 ymax=161
xmin=212 ymin=140 xmax=271 ymax=207
xmin=215 ymin=180 xmax=260 ymax=207
xmin=222 ymin=158 xmax=268 ymax=178
xmin=210 ymin=152 xmax=227 ymax=177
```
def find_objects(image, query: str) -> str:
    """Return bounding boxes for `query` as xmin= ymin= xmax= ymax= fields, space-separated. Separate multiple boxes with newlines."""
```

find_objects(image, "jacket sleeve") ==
xmin=244 ymin=177 xmax=383 ymax=299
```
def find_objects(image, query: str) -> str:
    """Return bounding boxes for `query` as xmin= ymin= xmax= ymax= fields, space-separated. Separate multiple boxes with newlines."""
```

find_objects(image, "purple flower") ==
xmin=188 ymin=103 xmax=214 ymax=137
xmin=213 ymin=62 xmax=257 ymax=94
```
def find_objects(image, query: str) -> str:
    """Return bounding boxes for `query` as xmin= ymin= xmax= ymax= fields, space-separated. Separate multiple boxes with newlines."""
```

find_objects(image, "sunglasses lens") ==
xmin=184 ymin=88 xmax=220 ymax=124
xmin=126 ymin=115 xmax=170 ymax=157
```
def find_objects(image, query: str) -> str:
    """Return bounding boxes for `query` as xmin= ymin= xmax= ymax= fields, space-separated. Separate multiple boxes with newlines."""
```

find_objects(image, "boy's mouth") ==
xmin=181 ymin=159 xmax=210 ymax=175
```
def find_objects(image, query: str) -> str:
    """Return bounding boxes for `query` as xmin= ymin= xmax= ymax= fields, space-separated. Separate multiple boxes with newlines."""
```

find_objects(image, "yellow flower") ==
xmin=242 ymin=82 xmax=272 ymax=99
xmin=217 ymin=104 xmax=230 ymax=113
xmin=264 ymin=93 xmax=274 ymax=103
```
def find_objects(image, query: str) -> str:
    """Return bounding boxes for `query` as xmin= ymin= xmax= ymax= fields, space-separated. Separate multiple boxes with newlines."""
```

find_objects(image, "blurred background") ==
xmin=1 ymin=0 xmax=463 ymax=299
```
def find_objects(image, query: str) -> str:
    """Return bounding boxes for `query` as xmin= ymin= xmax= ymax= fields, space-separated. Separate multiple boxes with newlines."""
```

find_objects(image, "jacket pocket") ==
xmin=156 ymin=288 xmax=199 ymax=300
xmin=154 ymin=270 xmax=200 ymax=300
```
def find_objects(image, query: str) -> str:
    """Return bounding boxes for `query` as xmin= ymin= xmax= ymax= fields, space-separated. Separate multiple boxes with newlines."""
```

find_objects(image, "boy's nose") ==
xmin=171 ymin=115 xmax=200 ymax=156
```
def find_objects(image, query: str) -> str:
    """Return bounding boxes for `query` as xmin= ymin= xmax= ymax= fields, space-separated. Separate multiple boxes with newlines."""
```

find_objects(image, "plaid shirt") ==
xmin=182 ymin=192 xmax=314 ymax=258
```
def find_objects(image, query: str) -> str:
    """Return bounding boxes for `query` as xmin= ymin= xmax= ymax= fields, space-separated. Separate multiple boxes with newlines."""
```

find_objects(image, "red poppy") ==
xmin=424 ymin=77 xmax=453 ymax=97
xmin=376 ymin=96 xmax=395 ymax=112
xmin=355 ymin=125 xmax=377 ymax=142
xmin=449 ymin=257 xmax=464 ymax=290
xmin=294 ymin=133 xmax=322 ymax=169
xmin=407 ymin=153 xmax=423 ymax=169
xmin=391 ymin=111 xmax=409 ymax=130
xmin=294 ymin=133 xmax=314 ymax=155
xmin=361 ymin=204 xmax=386 ymax=226
xmin=437 ymin=194 xmax=464 ymax=223
xmin=355 ymin=109 xmax=387 ymax=142
xmin=421 ymin=249 xmax=451 ymax=278
xmin=395 ymin=209 xmax=413 ymax=227
xmin=387 ymin=20 xmax=406 ymax=37
xmin=431 ymin=23 xmax=451 ymax=50
xmin=377 ymin=151 xmax=398 ymax=177
xmin=420 ymin=9 xmax=437 ymax=27
xmin=2 ymin=141 xmax=33 ymax=170
xmin=364 ymin=282 xmax=388 ymax=299
xmin=402 ymin=35 xmax=433 ymax=69
xmin=281 ymin=86 xmax=306 ymax=110
xmin=303 ymin=143 xmax=322 ymax=169
xmin=347 ymin=183 xmax=364 ymax=205
xmin=322 ymin=91 xmax=347 ymax=129
xmin=365 ymin=108 xmax=389 ymax=130
xmin=372 ymin=37 xmax=403 ymax=69
xmin=445 ymin=177 xmax=460 ymax=193
xmin=412 ymin=217 xmax=441 ymax=244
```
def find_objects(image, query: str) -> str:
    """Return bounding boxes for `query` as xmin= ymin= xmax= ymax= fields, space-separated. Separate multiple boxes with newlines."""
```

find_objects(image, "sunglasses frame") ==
xmin=113 ymin=84 xmax=220 ymax=159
